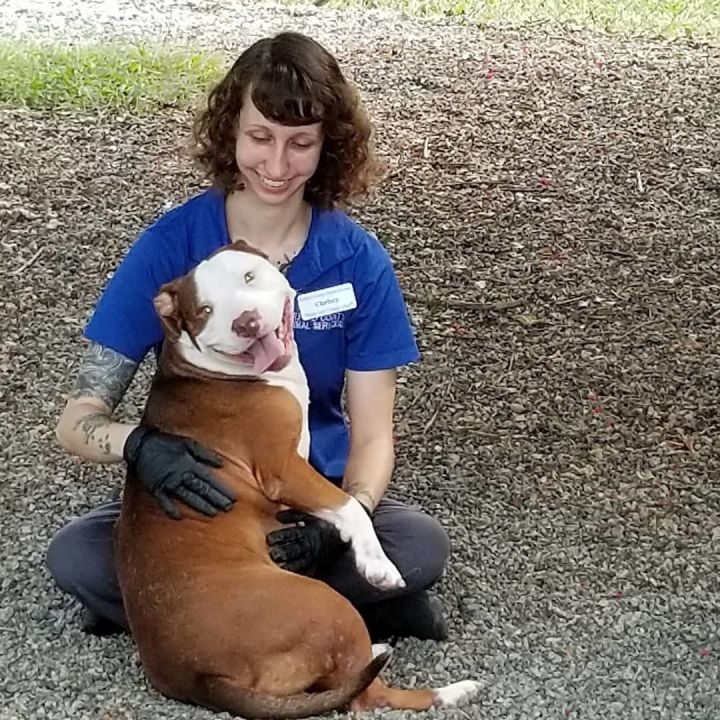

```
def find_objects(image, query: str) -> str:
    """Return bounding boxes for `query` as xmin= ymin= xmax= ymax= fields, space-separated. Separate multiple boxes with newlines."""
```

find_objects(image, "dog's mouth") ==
xmin=217 ymin=297 xmax=293 ymax=374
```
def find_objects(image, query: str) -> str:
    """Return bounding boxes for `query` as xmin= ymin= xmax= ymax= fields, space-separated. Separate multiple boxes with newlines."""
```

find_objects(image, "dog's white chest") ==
xmin=265 ymin=354 xmax=310 ymax=459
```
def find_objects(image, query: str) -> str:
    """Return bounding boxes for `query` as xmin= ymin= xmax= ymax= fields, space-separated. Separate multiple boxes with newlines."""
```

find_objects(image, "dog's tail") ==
xmin=197 ymin=650 xmax=392 ymax=719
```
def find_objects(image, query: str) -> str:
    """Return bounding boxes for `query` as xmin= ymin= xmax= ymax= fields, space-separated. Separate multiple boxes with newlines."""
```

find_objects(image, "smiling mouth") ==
xmin=217 ymin=298 xmax=293 ymax=373
xmin=258 ymin=173 xmax=290 ymax=190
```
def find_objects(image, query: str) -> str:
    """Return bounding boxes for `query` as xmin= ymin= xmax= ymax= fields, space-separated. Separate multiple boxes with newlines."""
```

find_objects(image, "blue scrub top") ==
xmin=85 ymin=188 xmax=420 ymax=481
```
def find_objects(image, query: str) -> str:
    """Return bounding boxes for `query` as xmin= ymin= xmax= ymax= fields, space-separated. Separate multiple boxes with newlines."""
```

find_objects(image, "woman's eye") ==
xmin=244 ymin=271 xmax=255 ymax=283
xmin=250 ymin=135 xmax=270 ymax=143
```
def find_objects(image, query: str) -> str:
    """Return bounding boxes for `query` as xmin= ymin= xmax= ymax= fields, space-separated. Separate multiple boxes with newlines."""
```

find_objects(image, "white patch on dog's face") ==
xmin=179 ymin=250 xmax=295 ymax=377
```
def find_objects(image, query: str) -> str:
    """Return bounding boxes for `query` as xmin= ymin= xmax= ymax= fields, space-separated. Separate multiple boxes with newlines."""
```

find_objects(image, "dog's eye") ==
xmin=200 ymin=305 xmax=213 ymax=315
xmin=244 ymin=271 xmax=255 ymax=283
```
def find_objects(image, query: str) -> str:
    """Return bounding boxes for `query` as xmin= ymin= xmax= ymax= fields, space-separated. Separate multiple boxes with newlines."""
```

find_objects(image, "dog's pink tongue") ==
xmin=249 ymin=332 xmax=285 ymax=374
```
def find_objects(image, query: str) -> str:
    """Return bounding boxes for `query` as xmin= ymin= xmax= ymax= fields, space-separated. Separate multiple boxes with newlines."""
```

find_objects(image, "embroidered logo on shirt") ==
xmin=294 ymin=311 xmax=345 ymax=331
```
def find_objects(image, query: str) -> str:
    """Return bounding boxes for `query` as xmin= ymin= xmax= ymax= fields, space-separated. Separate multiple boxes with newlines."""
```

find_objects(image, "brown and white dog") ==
xmin=114 ymin=240 xmax=480 ymax=718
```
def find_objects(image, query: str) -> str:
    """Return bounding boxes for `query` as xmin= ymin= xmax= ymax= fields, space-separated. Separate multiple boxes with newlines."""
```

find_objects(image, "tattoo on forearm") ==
xmin=70 ymin=342 xmax=139 ymax=410
xmin=74 ymin=413 xmax=113 ymax=455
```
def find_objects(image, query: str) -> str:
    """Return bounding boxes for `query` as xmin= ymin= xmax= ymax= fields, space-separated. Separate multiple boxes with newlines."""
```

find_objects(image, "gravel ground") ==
xmin=1 ymin=1 xmax=720 ymax=719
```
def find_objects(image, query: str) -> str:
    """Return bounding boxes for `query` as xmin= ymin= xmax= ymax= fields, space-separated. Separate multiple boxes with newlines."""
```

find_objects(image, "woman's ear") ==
xmin=153 ymin=280 xmax=182 ymax=342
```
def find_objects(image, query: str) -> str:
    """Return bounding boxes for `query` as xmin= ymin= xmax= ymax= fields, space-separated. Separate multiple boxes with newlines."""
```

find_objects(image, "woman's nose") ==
xmin=265 ymin=143 xmax=289 ymax=178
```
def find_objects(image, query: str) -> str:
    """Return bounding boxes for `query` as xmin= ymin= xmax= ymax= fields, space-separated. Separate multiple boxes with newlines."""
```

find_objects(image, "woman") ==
xmin=46 ymin=31 xmax=450 ymax=642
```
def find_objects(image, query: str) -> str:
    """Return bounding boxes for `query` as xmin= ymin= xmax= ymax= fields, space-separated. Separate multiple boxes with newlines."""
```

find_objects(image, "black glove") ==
xmin=123 ymin=426 xmax=236 ymax=520
xmin=266 ymin=509 xmax=351 ymax=577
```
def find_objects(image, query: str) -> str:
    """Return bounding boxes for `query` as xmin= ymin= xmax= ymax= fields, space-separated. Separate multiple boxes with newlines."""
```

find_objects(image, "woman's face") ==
xmin=235 ymin=95 xmax=323 ymax=206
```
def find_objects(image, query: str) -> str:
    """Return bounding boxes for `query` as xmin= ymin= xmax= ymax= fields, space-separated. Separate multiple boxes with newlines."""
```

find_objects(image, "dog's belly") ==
xmin=117 ymin=518 xmax=359 ymax=697
xmin=116 ymin=486 xmax=281 ymax=663
xmin=115 ymin=477 xmax=281 ymax=599
xmin=115 ymin=378 xmax=312 ymax=668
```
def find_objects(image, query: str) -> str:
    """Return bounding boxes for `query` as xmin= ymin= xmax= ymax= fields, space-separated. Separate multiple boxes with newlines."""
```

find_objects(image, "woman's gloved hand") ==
xmin=123 ymin=426 xmax=236 ymax=520
xmin=266 ymin=510 xmax=351 ymax=577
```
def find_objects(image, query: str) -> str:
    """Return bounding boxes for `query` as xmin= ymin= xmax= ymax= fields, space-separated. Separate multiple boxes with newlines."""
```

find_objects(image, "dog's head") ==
xmin=153 ymin=240 xmax=295 ymax=376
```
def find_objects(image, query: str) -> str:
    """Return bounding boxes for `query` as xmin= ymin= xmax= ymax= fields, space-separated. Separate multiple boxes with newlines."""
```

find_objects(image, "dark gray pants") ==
xmin=46 ymin=497 xmax=450 ymax=630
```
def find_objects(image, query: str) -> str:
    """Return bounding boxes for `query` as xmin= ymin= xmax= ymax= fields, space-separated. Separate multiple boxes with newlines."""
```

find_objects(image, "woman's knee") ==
xmin=407 ymin=511 xmax=451 ymax=590
xmin=375 ymin=504 xmax=451 ymax=593
xmin=45 ymin=507 xmax=117 ymax=596
xmin=46 ymin=520 xmax=91 ymax=593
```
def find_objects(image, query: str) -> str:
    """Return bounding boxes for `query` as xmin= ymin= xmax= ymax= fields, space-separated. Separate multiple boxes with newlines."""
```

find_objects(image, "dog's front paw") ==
xmin=354 ymin=542 xmax=406 ymax=591
xmin=321 ymin=497 xmax=407 ymax=590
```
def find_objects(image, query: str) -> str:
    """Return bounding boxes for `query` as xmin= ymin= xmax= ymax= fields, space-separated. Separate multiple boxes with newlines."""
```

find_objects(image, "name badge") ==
xmin=297 ymin=283 xmax=357 ymax=321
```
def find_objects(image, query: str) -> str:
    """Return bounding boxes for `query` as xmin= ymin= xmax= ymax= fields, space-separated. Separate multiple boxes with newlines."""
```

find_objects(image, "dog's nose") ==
xmin=232 ymin=310 xmax=261 ymax=338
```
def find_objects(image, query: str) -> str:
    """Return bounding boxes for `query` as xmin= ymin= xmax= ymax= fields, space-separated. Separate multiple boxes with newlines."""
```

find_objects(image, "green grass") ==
xmin=0 ymin=2 xmax=715 ymax=113
xmin=309 ymin=0 xmax=720 ymax=40
xmin=0 ymin=42 xmax=223 ymax=112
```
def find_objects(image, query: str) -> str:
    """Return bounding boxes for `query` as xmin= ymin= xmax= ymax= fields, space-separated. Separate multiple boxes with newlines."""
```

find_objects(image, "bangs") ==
xmin=250 ymin=65 xmax=326 ymax=126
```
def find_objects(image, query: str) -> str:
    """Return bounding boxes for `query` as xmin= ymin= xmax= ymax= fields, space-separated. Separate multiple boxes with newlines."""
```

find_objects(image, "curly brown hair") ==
xmin=192 ymin=32 xmax=378 ymax=209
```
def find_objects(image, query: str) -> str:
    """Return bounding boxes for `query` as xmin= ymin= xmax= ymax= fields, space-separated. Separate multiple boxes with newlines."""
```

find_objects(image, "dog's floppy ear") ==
xmin=153 ymin=279 xmax=182 ymax=342
xmin=227 ymin=237 xmax=269 ymax=261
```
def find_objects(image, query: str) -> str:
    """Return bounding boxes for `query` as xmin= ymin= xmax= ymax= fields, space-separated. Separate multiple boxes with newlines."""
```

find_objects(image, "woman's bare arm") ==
xmin=56 ymin=342 xmax=141 ymax=463
xmin=341 ymin=368 xmax=398 ymax=512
